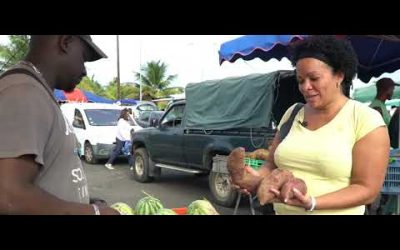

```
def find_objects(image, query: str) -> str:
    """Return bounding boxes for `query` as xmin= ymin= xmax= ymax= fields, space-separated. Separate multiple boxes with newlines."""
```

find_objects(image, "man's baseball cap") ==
xmin=376 ymin=78 xmax=400 ymax=88
xmin=77 ymin=35 xmax=108 ymax=62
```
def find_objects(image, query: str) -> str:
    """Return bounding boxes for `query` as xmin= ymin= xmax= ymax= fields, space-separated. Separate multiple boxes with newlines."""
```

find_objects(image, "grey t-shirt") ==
xmin=0 ymin=63 xmax=89 ymax=204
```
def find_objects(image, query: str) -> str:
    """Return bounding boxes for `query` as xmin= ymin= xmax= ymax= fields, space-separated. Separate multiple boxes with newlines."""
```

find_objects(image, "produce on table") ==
xmin=254 ymin=148 xmax=269 ymax=161
xmin=135 ymin=192 xmax=164 ymax=215
xmin=245 ymin=151 xmax=257 ymax=159
xmin=110 ymin=202 xmax=135 ymax=215
xmin=246 ymin=148 xmax=269 ymax=161
xmin=155 ymin=208 xmax=178 ymax=215
xmin=187 ymin=199 xmax=219 ymax=215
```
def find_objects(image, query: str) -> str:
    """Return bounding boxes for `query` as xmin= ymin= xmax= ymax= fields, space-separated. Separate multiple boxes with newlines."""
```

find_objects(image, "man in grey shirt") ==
xmin=0 ymin=35 xmax=119 ymax=215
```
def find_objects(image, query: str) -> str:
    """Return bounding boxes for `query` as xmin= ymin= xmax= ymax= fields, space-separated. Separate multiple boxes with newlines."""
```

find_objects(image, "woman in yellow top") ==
xmin=231 ymin=35 xmax=390 ymax=215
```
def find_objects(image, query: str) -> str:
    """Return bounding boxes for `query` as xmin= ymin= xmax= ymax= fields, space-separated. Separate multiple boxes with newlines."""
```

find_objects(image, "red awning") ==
xmin=63 ymin=88 xmax=88 ymax=102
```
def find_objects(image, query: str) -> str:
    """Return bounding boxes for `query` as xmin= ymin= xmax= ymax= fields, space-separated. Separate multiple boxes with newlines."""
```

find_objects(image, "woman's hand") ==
xmin=270 ymin=187 xmax=313 ymax=210
xmin=256 ymin=169 xmax=294 ymax=205
xmin=231 ymin=165 xmax=261 ymax=195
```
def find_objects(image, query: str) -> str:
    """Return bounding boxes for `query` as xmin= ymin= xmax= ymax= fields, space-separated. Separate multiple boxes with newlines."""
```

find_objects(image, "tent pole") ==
xmin=117 ymin=35 xmax=121 ymax=101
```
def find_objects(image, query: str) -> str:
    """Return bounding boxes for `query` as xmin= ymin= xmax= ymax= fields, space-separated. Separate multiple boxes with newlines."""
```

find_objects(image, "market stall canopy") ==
xmin=219 ymin=35 xmax=400 ymax=83
xmin=219 ymin=35 xmax=305 ymax=65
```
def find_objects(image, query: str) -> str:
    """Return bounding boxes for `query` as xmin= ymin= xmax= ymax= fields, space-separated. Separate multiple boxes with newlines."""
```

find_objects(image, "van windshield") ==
xmin=84 ymin=109 xmax=121 ymax=126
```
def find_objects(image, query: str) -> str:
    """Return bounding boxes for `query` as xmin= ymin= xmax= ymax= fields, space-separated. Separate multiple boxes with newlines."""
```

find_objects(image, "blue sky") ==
xmin=1 ymin=35 xmax=400 ymax=91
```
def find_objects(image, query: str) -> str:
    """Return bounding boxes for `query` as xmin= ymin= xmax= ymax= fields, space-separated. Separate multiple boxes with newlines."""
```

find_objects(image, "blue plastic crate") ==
xmin=381 ymin=160 xmax=400 ymax=194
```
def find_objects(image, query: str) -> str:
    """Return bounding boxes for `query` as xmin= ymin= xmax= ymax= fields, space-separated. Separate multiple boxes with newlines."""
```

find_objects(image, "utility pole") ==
xmin=116 ymin=35 xmax=121 ymax=101
xmin=139 ymin=36 xmax=142 ymax=101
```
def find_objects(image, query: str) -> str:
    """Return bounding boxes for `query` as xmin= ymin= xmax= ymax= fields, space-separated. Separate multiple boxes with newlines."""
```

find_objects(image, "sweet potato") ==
xmin=257 ymin=169 xmax=294 ymax=205
xmin=280 ymin=178 xmax=307 ymax=201
xmin=227 ymin=147 xmax=263 ymax=193
xmin=227 ymin=148 xmax=246 ymax=181
xmin=253 ymin=149 xmax=269 ymax=161
xmin=245 ymin=151 xmax=257 ymax=159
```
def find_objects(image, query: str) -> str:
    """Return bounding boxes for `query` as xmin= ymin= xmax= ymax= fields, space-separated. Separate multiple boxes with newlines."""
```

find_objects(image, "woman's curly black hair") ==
xmin=289 ymin=35 xmax=358 ymax=97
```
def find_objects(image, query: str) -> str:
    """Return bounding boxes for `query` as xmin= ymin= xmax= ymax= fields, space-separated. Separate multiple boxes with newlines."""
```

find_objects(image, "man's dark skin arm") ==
xmin=0 ymin=155 xmax=120 ymax=215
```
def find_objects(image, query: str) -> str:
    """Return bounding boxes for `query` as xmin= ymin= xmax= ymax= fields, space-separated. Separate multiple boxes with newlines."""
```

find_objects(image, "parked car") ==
xmin=132 ymin=101 xmax=158 ymax=119
xmin=136 ymin=111 xmax=165 ymax=128
xmin=120 ymin=101 xmax=158 ymax=124
xmin=60 ymin=103 xmax=142 ymax=164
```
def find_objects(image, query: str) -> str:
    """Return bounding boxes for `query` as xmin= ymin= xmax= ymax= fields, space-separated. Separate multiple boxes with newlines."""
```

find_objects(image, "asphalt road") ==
xmin=83 ymin=159 xmax=265 ymax=215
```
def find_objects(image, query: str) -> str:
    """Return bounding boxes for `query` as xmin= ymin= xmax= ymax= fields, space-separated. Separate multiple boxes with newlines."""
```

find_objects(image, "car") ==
xmin=136 ymin=111 xmax=165 ymax=128
xmin=119 ymin=101 xmax=158 ymax=124
xmin=60 ymin=102 xmax=142 ymax=164
xmin=131 ymin=101 xmax=158 ymax=119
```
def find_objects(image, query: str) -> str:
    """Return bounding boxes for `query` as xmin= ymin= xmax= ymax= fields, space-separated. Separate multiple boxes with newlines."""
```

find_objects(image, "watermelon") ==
xmin=155 ymin=208 xmax=177 ymax=215
xmin=111 ymin=202 xmax=135 ymax=215
xmin=135 ymin=192 xmax=163 ymax=215
xmin=187 ymin=199 xmax=219 ymax=215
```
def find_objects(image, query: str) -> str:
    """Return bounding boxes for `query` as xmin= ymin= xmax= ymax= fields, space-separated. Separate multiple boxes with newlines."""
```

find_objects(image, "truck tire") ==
xmin=84 ymin=142 xmax=98 ymax=164
xmin=209 ymin=171 xmax=238 ymax=207
xmin=133 ymin=148 xmax=154 ymax=183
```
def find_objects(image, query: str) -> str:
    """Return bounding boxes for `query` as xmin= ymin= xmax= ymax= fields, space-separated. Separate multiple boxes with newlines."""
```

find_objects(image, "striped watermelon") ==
xmin=188 ymin=199 xmax=219 ymax=215
xmin=155 ymin=208 xmax=177 ymax=215
xmin=135 ymin=192 xmax=163 ymax=215
xmin=111 ymin=202 xmax=135 ymax=215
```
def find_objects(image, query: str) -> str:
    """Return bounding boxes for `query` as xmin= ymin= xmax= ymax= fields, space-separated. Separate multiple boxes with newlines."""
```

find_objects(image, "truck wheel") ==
xmin=84 ymin=142 xmax=98 ymax=164
xmin=133 ymin=148 xmax=153 ymax=183
xmin=209 ymin=171 xmax=238 ymax=207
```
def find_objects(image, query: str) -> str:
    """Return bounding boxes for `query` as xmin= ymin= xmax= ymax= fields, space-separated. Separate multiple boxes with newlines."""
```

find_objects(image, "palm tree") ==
xmin=78 ymin=75 xmax=107 ymax=96
xmin=135 ymin=60 xmax=182 ymax=100
xmin=104 ymin=77 xmax=139 ymax=100
xmin=0 ymin=35 xmax=30 ymax=72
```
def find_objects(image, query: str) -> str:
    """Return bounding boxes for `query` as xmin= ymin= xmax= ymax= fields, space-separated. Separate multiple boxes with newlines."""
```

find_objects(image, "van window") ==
xmin=73 ymin=109 xmax=86 ymax=129
xmin=84 ymin=109 xmax=121 ymax=126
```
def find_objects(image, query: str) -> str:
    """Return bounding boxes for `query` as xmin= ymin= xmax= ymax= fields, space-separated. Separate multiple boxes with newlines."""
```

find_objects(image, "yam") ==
xmin=227 ymin=148 xmax=263 ymax=193
xmin=245 ymin=151 xmax=257 ymax=159
xmin=280 ymin=178 xmax=307 ymax=201
xmin=257 ymin=169 xmax=293 ymax=205
xmin=253 ymin=148 xmax=269 ymax=161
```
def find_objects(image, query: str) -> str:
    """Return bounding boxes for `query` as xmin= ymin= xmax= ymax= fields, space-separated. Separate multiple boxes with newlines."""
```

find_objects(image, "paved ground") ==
xmin=84 ymin=159 xmax=266 ymax=215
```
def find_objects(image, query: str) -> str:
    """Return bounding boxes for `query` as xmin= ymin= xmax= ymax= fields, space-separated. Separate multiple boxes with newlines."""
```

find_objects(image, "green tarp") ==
xmin=353 ymin=84 xmax=400 ymax=102
xmin=185 ymin=72 xmax=278 ymax=130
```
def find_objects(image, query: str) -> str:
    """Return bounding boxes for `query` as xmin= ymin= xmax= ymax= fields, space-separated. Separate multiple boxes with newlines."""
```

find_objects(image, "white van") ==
xmin=60 ymin=103 xmax=142 ymax=164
